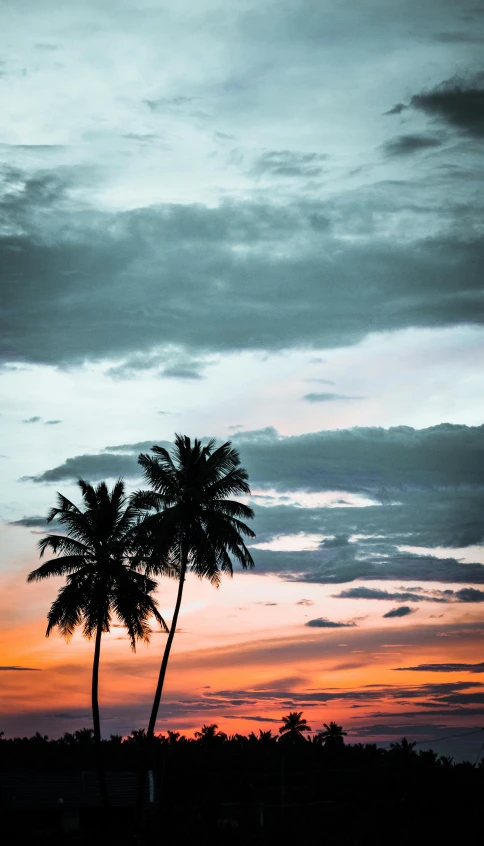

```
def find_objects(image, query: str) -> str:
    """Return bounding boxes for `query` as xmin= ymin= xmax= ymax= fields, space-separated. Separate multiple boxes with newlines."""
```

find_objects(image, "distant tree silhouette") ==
xmin=390 ymin=737 xmax=417 ymax=763
xmin=278 ymin=712 xmax=312 ymax=744
xmin=167 ymin=730 xmax=187 ymax=745
xmin=249 ymin=729 xmax=278 ymax=746
xmin=133 ymin=436 xmax=254 ymax=766
xmin=319 ymin=721 xmax=347 ymax=747
xmin=194 ymin=724 xmax=228 ymax=743
xmin=27 ymin=479 xmax=167 ymax=807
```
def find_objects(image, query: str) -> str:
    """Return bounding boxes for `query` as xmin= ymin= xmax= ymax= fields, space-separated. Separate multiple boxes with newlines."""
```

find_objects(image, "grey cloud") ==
xmin=223 ymin=715 xmax=280 ymax=722
xmin=8 ymin=515 xmax=51 ymax=530
xmin=394 ymin=662 xmax=484 ymax=673
xmin=384 ymin=103 xmax=407 ymax=115
xmin=454 ymin=587 xmax=484 ymax=603
xmin=22 ymin=416 xmax=41 ymax=424
xmin=305 ymin=617 xmax=357 ymax=628
xmin=383 ymin=606 xmax=415 ymax=618
xmin=24 ymin=424 xmax=484 ymax=587
xmin=382 ymin=134 xmax=442 ymax=157
xmin=303 ymin=393 xmax=365 ymax=402
xmin=2 ymin=166 xmax=484 ymax=368
xmin=37 ymin=423 xmax=484 ymax=491
xmin=334 ymin=587 xmax=440 ymax=602
xmin=24 ymin=453 xmax=137 ymax=484
xmin=411 ymin=74 xmax=484 ymax=137
xmin=45 ymin=419 xmax=61 ymax=425
xmin=0 ymin=666 xmax=40 ymax=671
xmin=432 ymin=32 xmax=484 ymax=44
xmin=208 ymin=679 xmax=483 ymax=708
xmin=161 ymin=367 xmax=203 ymax=380
xmin=251 ymin=149 xmax=328 ymax=178
xmin=333 ymin=586 xmax=484 ymax=603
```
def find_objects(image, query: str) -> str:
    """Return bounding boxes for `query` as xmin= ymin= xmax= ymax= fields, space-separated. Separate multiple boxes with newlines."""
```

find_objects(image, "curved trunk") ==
xmin=147 ymin=554 xmax=187 ymax=740
xmin=137 ymin=553 xmax=187 ymax=820
xmin=92 ymin=619 xmax=110 ymax=808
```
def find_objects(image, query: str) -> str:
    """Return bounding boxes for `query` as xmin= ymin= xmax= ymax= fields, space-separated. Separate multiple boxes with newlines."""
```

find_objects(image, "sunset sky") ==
xmin=1 ymin=0 xmax=483 ymax=760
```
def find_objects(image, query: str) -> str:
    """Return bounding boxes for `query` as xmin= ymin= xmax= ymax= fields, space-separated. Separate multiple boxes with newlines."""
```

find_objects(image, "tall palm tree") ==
xmin=27 ymin=479 xmax=167 ymax=807
xmin=134 ymin=435 xmax=255 ymax=749
xmin=278 ymin=711 xmax=312 ymax=744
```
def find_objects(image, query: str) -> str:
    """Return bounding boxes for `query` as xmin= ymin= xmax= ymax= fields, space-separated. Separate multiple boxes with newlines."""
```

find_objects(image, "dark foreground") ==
xmin=2 ymin=736 xmax=483 ymax=845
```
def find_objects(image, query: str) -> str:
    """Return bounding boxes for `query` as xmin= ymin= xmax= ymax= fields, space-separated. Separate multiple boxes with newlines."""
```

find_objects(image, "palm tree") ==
xmin=134 ymin=435 xmax=255 ymax=748
xmin=319 ymin=721 xmax=347 ymax=747
xmin=27 ymin=479 xmax=167 ymax=807
xmin=278 ymin=711 xmax=312 ymax=744
xmin=194 ymin=724 xmax=228 ymax=744
xmin=253 ymin=729 xmax=278 ymax=746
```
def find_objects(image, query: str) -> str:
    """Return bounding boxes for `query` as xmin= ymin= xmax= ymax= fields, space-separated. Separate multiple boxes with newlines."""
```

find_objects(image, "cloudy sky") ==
xmin=1 ymin=0 xmax=483 ymax=757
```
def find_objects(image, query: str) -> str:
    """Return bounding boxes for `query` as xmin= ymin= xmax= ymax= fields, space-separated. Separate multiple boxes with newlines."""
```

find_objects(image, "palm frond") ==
xmin=28 ymin=555 xmax=86 ymax=582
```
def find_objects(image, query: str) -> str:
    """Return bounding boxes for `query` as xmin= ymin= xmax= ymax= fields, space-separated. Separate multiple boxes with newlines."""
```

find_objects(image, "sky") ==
xmin=1 ymin=0 xmax=484 ymax=760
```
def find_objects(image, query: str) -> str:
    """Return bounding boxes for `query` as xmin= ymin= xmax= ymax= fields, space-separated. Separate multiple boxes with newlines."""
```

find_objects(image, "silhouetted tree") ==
xmin=134 ymin=436 xmax=255 ymax=759
xmin=194 ymin=724 xmax=228 ymax=744
xmin=278 ymin=712 xmax=312 ymax=744
xmin=390 ymin=737 xmax=417 ymax=764
xmin=319 ymin=721 xmax=347 ymax=747
xmin=27 ymin=479 xmax=167 ymax=806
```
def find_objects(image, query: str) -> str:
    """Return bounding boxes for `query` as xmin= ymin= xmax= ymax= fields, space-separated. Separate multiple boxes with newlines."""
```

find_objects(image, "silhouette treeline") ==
xmin=1 ymin=719 xmax=482 ymax=770
xmin=1 ymin=719 xmax=483 ymax=845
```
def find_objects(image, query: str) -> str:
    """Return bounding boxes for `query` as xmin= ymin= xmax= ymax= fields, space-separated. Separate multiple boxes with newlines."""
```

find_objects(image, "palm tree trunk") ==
xmin=147 ymin=555 xmax=187 ymax=740
xmin=137 ymin=554 xmax=187 ymax=820
xmin=92 ymin=619 xmax=109 ymax=808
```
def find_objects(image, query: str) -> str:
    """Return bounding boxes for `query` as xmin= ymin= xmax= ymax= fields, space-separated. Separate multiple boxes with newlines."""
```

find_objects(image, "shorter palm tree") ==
xmin=252 ymin=729 xmax=278 ymax=746
xmin=27 ymin=479 xmax=167 ymax=807
xmin=319 ymin=721 xmax=347 ymax=747
xmin=278 ymin=712 xmax=312 ymax=744
xmin=194 ymin=724 xmax=227 ymax=744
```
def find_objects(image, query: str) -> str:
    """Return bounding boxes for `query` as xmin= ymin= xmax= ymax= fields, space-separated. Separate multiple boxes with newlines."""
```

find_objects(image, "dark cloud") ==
xmin=8 ymin=515 xmax=51 ymax=530
xmin=382 ymin=134 xmax=442 ymax=157
xmin=161 ymin=367 xmax=203 ymax=380
xmin=1 ymin=167 xmax=484 ymax=368
xmin=22 ymin=416 xmax=41 ymax=424
xmin=394 ymin=662 xmax=484 ymax=673
xmin=24 ymin=452 xmax=137 ymax=483
xmin=0 ymin=666 xmax=40 ymax=671
xmin=303 ymin=392 xmax=365 ymax=402
xmin=45 ymin=419 xmax=61 ymax=425
xmin=305 ymin=617 xmax=357 ymax=628
xmin=454 ymin=587 xmax=484 ymax=603
xmin=333 ymin=586 xmax=484 ymax=603
xmin=223 ymin=715 xmax=280 ymax=722
xmin=384 ymin=103 xmax=407 ymax=115
xmin=207 ymin=679 xmax=484 ymax=709
xmin=24 ymin=424 xmax=484 ymax=586
xmin=296 ymin=599 xmax=314 ymax=606
xmin=383 ymin=606 xmax=415 ymax=618
xmin=432 ymin=32 xmax=484 ymax=44
xmin=251 ymin=149 xmax=328 ymax=178
xmin=411 ymin=74 xmax=484 ymax=137
xmin=31 ymin=424 xmax=484 ymax=491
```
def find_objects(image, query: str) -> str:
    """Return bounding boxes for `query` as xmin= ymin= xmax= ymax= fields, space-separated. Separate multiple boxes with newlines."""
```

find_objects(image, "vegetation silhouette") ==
xmin=27 ymin=479 xmax=168 ymax=807
xmin=278 ymin=711 xmax=312 ymax=744
xmin=318 ymin=721 xmax=348 ymax=747
xmin=2 ymin=719 xmax=483 ymax=844
xmin=132 ymin=435 xmax=255 ymax=810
